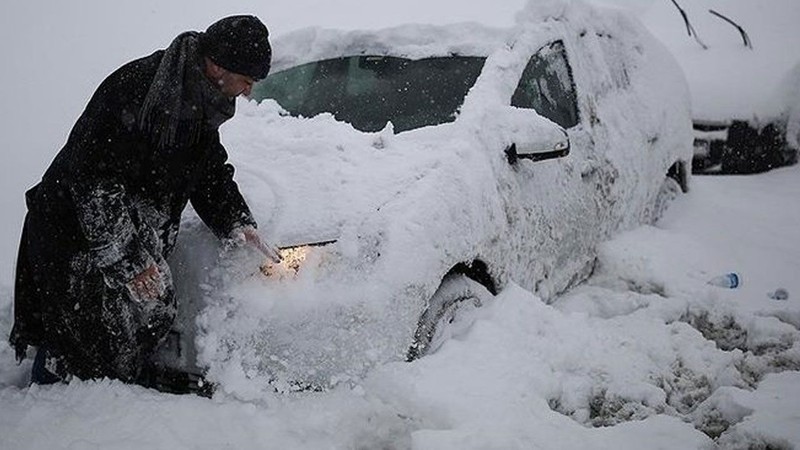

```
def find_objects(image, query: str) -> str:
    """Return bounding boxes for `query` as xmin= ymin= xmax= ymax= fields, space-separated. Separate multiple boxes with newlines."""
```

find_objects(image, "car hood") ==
xmin=221 ymin=100 xmax=478 ymax=247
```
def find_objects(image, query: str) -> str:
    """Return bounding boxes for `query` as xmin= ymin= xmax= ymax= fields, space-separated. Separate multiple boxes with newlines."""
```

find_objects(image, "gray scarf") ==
xmin=139 ymin=32 xmax=236 ymax=149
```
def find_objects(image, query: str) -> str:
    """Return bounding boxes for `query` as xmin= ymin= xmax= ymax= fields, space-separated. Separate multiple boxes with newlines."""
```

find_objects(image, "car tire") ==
xmin=406 ymin=273 xmax=493 ymax=361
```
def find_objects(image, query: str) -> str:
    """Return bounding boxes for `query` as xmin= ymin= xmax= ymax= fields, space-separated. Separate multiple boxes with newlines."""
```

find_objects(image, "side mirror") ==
xmin=502 ymin=107 xmax=570 ymax=165
xmin=505 ymin=133 xmax=570 ymax=165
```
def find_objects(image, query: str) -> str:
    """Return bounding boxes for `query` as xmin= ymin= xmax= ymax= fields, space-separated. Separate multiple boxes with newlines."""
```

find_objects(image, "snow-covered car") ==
xmin=642 ymin=0 xmax=800 ymax=174
xmin=166 ymin=1 xmax=692 ymax=393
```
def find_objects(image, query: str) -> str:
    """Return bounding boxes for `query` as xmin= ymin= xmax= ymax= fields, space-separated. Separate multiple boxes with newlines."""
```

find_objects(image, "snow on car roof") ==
xmin=269 ymin=23 xmax=511 ymax=73
xmin=640 ymin=0 xmax=800 ymax=122
xmin=267 ymin=0 xmax=609 ymax=73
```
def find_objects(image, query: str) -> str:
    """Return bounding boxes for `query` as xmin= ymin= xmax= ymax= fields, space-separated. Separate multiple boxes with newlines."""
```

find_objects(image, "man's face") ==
xmin=204 ymin=58 xmax=256 ymax=98
xmin=216 ymin=69 xmax=255 ymax=98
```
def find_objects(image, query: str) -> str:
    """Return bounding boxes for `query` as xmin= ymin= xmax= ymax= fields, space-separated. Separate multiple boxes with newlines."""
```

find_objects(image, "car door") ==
xmin=501 ymin=39 xmax=603 ymax=300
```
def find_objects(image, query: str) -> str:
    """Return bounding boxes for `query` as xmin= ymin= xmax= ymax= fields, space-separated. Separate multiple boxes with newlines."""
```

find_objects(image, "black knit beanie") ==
xmin=200 ymin=15 xmax=271 ymax=80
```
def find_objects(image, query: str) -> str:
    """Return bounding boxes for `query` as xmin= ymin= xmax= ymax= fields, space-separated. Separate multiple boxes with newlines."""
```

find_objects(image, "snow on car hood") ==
xmin=206 ymin=85 xmax=578 ymax=389
xmin=221 ymin=99 xmax=476 ymax=248
xmin=202 ymin=98 xmax=502 ymax=391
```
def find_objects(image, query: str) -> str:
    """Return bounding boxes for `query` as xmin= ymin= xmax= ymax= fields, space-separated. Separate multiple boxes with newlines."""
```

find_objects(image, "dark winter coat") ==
xmin=10 ymin=43 xmax=256 ymax=381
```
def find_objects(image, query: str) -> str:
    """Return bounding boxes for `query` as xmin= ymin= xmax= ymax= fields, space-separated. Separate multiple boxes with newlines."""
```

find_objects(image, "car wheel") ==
xmin=652 ymin=176 xmax=682 ymax=223
xmin=406 ymin=273 xmax=493 ymax=361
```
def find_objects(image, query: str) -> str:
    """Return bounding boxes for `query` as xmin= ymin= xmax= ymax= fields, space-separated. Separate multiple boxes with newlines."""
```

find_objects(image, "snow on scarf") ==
xmin=139 ymin=32 xmax=235 ymax=149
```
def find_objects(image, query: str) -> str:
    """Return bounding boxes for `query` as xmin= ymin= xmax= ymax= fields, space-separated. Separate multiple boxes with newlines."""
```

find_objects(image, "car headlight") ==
xmin=260 ymin=239 xmax=337 ymax=279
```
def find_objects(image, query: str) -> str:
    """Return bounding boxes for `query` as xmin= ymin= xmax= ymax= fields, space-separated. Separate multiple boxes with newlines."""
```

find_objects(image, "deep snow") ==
xmin=2 ymin=160 xmax=799 ymax=450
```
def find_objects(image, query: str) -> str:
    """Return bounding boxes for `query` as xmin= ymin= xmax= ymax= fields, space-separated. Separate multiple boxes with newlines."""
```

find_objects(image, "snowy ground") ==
xmin=1 ymin=164 xmax=798 ymax=449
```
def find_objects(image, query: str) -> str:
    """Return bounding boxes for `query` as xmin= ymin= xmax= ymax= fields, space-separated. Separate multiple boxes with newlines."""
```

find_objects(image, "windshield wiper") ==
xmin=669 ymin=0 xmax=708 ymax=50
xmin=709 ymin=9 xmax=753 ymax=49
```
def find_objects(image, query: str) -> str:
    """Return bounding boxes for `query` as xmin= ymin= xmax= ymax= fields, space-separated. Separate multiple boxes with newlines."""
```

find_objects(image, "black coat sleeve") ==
xmin=190 ymin=132 xmax=257 ymax=239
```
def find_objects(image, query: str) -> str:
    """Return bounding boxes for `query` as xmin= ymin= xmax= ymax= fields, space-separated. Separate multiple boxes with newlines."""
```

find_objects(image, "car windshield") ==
xmin=251 ymin=55 xmax=486 ymax=133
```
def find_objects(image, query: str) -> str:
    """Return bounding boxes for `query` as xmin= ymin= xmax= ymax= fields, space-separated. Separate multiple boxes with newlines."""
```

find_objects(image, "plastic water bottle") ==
xmin=707 ymin=273 xmax=740 ymax=288
xmin=768 ymin=288 xmax=789 ymax=301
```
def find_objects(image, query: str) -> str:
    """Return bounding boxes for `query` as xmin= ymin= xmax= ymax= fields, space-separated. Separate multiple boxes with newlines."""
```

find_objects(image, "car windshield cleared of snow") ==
xmin=251 ymin=55 xmax=486 ymax=133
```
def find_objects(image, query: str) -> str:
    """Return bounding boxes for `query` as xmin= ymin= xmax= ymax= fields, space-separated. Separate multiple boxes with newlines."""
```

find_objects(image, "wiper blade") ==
xmin=709 ymin=9 xmax=753 ymax=49
xmin=669 ymin=0 xmax=708 ymax=50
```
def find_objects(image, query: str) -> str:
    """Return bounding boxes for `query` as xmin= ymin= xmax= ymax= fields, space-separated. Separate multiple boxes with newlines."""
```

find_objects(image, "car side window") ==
xmin=511 ymin=40 xmax=579 ymax=129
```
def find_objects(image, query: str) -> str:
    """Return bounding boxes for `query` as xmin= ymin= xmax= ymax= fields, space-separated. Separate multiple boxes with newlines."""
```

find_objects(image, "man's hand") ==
xmin=126 ymin=262 xmax=166 ymax=302
xmin=235 ymin=226 xmax=282 ymax=263
xmin=227 ymin=226 xmax=282 ymax=263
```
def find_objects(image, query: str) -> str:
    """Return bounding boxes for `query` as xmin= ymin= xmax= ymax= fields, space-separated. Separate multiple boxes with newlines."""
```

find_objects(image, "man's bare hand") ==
xmin=126 ymin=263 xmax=166 ymax=302
xmin=241 ymin=226 xmax=282 ymax=263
